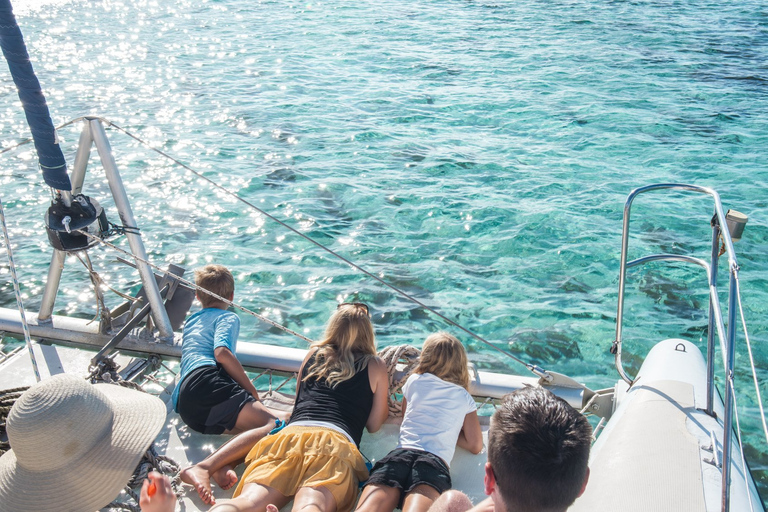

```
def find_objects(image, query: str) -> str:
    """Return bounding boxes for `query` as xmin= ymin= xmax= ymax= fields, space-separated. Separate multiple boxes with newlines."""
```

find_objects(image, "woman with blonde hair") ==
xmin=183 ymin=303 xmax=389 ymax=512
xmin=355 ymin=332 xmax=483 ymax=512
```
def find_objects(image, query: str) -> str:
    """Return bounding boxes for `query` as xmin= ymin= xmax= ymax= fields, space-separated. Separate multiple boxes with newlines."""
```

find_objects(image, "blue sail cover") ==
xmin=0 ymin=0 xmax=70 ymax=190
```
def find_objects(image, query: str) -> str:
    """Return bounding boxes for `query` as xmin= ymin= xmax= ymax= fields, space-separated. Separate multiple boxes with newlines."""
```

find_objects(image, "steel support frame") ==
xmin=37 ymin=118 xmax=173 ymax=340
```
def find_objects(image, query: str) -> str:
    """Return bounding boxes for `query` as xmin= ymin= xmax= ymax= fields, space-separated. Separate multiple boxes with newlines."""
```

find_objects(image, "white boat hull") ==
xmin=571 ymin=339 xmax=763 ymax=511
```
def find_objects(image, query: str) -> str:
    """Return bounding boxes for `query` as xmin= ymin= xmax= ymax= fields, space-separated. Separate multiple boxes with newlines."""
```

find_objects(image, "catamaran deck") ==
xmin=0 ymin=341 xmax=489 ymax=511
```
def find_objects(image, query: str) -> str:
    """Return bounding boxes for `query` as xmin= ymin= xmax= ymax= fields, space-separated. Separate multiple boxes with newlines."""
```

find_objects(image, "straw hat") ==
xmin=0 ymin=373 xmax=167 ymax=512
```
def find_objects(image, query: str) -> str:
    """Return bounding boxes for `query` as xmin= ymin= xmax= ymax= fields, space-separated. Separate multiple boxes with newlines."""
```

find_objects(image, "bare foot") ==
xmin=266 ymin=504 xmax=279 ymax=512
xmin=180 ymin=465 xmax=216 ymax=505
xmin=212 ymin=464 xmax=238 ymax=490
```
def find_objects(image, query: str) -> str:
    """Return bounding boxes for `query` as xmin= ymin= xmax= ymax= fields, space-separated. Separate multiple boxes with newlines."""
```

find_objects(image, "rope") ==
xmin=75 ymin=251 xmax=113 ymax=329
xmin=0 ymin=368 xmax=182 ymax=510
xmin=105 ymin=444 xmax=183 ymax=512
xmin=88 ymin=356 xmax=143 ymax=391
xmin=89 ymin=362 xmax=183 ymax=511
xmin=729 ymin=378 xmax=756 ymax=512
xmin=0 ymin=117 xmax=85 ymax=155
xmin=127 ymin=444 xmax=182 ymax=489
xmin=735 ymin=275 xmax=768 ymax=447
xmin=378 ymin=345 xmax=421 ymax=416
xmin=74 ymin=227 xmax=316 ymax=345
xmin=0 ymin=196 xmax=41 ymax=382
xmin=101 ymin=119 xmax=549 ymax=379
xmin=0 ymin=386 xmax=30 ymax=456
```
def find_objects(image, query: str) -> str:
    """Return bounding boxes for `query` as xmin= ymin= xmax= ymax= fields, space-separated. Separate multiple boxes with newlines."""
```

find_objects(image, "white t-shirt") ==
xmin=397 ymin=372 xmax=477 ymax=467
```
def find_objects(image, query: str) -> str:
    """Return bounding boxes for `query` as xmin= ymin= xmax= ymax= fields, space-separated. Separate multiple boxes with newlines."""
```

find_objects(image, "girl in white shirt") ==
xmin=356 ymin=332 xmax=483 ymax=512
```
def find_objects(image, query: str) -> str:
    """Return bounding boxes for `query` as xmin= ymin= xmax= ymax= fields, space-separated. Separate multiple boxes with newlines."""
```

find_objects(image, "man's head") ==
xmin=486 ymin=386 xmax=592 ymax=512
xmin=194 ymin=264 xmax=235 ymax=308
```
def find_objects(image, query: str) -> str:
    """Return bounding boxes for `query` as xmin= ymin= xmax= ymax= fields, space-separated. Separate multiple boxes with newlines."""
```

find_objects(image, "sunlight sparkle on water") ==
xmin=1 ymin=0 xmax=767 ymax=500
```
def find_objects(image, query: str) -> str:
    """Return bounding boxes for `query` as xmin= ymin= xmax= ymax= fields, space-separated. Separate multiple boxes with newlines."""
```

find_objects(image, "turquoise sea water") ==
xmin=1 ymin=0 xmax=767 ymax=504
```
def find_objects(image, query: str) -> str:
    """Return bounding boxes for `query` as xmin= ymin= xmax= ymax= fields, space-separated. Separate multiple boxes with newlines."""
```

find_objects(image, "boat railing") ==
xmin=611 ymin=183 xmax=754 ymax=512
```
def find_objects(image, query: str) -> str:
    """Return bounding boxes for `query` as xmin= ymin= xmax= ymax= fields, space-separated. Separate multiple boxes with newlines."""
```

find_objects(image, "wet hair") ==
xmin=194 ymin=264 xmax=235 ymax=308
xmin=414 ymin=332 xmax=471 ymax=390
xmin=303 ymin=303 xmax=377 ymax=388
xmin=488 ymin=387 xmax=592 ymax=512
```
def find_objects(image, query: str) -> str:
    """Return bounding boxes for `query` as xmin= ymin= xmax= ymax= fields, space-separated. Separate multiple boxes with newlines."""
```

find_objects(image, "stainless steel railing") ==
xmin=611 ymin=183 xmax=743 ymax=512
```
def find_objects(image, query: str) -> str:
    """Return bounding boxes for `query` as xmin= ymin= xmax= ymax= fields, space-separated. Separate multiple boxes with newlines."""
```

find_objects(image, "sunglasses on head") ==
xmin=337 ymin=302 xmax=370 ymax=314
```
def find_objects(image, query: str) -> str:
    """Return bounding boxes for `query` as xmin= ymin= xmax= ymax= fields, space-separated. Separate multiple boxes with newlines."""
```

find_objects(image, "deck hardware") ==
xmin=90 ymin=283 xmax=171 ymax=366
xmin=468 ymin=362 xmax=480 ymax=381
xmin=578 ymin=386 xmax=615 ymax=420
xmin=675 ymin=343 xmax=687 ymax=352
xmin=0 ymin=346 xmax=23 ymax=362
xmin=704 ymin=431 xmax=721 ymax=468
xmin=592 ymin=417 xmax=607 ymax=440
xmin=724 ymin=210 xmax=748 ymax=242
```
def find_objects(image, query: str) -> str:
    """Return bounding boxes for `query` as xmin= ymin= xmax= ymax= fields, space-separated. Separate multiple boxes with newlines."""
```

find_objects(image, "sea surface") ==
xmin=1 ymin=0 xmax=767 ymax=504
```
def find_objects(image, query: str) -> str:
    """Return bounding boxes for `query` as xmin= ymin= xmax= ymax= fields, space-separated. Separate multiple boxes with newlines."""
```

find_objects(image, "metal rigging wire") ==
xmin=74 ymin=228 xmax=315 ymax=345
xmin=2 ymin=116 xmax=548 ymax=378
xmin=100 ymin=119 xmax=549 ymax=378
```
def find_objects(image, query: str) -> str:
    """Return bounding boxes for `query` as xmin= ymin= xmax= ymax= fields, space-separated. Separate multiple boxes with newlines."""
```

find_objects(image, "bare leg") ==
xmin=225 ymin=402 xmax=281 ymax=435
xmin=355 ymin=484 xmax=400 ymax=512
xmin=210 ymin=482 xmax=290 ymax=512
xmin=180 ymin=422 xmax=274 ymax=504
xmin=427 ymin=491 xmax=473 ymax=512
xmin=292 ymin=486 xmax=337 ymax=512
xmin=402 ymin=485 xmax=440 ymax=512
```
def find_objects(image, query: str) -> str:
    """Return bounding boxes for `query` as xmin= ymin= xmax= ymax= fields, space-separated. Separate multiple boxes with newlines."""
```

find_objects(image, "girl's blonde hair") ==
xmin=415 ymin=332 xmax=471 ymax=390
xmin=303 ymin=303 xmax=377 ymax=388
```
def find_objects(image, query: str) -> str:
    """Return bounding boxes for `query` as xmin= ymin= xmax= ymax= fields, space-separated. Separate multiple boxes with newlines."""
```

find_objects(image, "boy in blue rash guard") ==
xmin=172 ymin=264 xmax=281 ymax=438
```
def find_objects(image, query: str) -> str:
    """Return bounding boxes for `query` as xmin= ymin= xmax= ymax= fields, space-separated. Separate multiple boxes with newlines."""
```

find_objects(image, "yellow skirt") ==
xmin=233 ymin=425 xmax=369 ymax=512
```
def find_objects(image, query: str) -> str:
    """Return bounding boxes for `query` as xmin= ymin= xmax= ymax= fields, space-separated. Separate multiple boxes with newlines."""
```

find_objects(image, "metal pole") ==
xmin=0 ymin=196 xmax=41 ymax=382
xmin=59 ymin=190 xmax=73 ymax=207
xmin=89 ymin=119 xmax=173 ymax=340
xmin=721 ymin=270 xmax=738 ymax=512
xmin=706 ymin=222 xmax=720 ymax=417
xmin=37 ymin=249 xmax=66 ymax=321
xmin=39 ymin=122 xmax=95 ymax=321
xmin=613 ymin=194 xmax=634 ymax=385
xmin=69 ymin=120 xmax=93 ymax=195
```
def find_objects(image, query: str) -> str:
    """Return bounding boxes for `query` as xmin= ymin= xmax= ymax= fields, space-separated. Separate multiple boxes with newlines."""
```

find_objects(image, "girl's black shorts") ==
xmin=364 ymin=447 xmax=452 ymax=507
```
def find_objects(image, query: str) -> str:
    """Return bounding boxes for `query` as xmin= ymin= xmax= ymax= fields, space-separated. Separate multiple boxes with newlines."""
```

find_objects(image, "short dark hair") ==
xmin=488 ymin=387 xmax=592 ymax=512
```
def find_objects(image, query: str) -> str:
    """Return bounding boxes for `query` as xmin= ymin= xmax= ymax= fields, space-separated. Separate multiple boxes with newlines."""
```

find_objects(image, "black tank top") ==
xmin=289 ymin=352 xmax=374 ymax=446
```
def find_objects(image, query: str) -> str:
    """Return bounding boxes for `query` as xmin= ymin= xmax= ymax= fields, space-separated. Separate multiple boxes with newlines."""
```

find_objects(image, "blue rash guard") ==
xmin=171 ymin=308 xmax=240 ymax=411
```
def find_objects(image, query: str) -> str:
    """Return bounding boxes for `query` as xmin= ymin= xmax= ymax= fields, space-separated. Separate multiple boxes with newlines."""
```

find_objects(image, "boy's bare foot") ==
xmin=212 ymin=464 xmax=238 ymax=490
xmin=180 ymin=465 xmax=216 ymax=505
xmin=266 ymin=504 xmax=279 ymax=512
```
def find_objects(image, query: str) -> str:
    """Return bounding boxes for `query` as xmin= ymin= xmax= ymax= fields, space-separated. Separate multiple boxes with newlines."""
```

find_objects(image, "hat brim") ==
xmin=0 ymin=382 xmax=167 ymax=512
